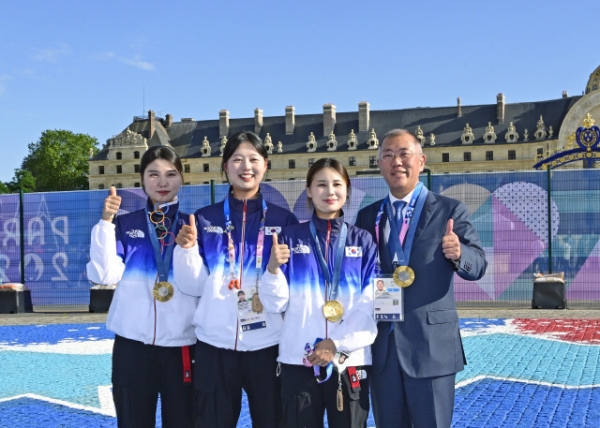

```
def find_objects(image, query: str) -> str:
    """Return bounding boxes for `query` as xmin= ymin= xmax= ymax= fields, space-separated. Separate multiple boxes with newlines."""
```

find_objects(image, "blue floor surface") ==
xmin=0 ymin=318 xmax=598 ymax=427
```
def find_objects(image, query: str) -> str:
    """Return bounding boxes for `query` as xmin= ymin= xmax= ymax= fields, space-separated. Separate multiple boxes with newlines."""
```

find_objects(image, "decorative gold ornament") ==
xmin=583 ymin=113 xmax=595 ymax=129
xmin=322 ymin=300 xmax=344 ymax=322
xmin=393 ymin=265 xmax=415 ymax=288
xmin=153 ymin=281 xmax=174 ymax=302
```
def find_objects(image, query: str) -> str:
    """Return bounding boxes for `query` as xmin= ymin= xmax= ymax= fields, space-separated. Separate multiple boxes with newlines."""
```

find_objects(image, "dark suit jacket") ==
xmin=355 ymin=191 xmax=487 ymax=378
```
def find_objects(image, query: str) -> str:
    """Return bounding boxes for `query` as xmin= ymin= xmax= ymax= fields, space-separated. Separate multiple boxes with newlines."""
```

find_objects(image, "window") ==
xmin=134 ymin=182 xmax=140 ymax=187
xmin=203 ymin=164 xmax=209 ymax=172
xmin=115 ymin=183 xmax=123 ymax=188
xmin=508 ymin=150 xmax=516 ymax=160
xmin=369 ymin=156 xmax=377 ymax=168
xmin=308 ymin=158 xmax=315 ymax=168
xmin=134 ymin=165 xmax=140 ymax=173
xmin=349 ymin=156 xmax=356 ymax=167
xmin=116 ymin=165 xmax=122 ymax=174
xmin=289 ymin=160 xmax=296 ymax=169
xmin=134 ymin=151 xmax=140 ymax=159
xmin=268 ymin=160 xmax=272 ymax=170
xmin=184 ymin=164 xmax=191 ymax=173
xmin=98 ymin=184 xmax=105 ymax=190
xmin=116 ymin=152 xmax=122 ymax=160
xmin=184 ymin=182 xmax=191 ymax=185
xmin=485 ymin=151 xmax=493 ymax=161
xmin=442 ymin=153 xmax=449 ymax=163
xmin=537 ymin=148 xmax=544 ymax=156
xmin=464 ymin=152 xmax=471 ymax=162
xmin=99 ymin=166 xmax=104 ymax=175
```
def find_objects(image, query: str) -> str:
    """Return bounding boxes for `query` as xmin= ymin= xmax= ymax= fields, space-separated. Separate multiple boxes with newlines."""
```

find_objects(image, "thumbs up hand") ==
xmin=102 ymin=186 xmax=122 ymax=221
xmin=175 ymin=214 xmax=198 ymax=249
xmin=442 ymin=219 xmax=461 ymax=261
xmin=267 ymin=233 xmax=290 ymax=274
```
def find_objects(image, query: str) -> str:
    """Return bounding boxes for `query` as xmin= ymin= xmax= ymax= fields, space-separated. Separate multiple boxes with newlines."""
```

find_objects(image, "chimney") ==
xmin=562 ymin=90 xmax=569 ymax=98
xmin=323 ymin=103 xmax=336 ymax=137
xmin=255 ymin=108 xmax=263 ymax=134
xmin=359 ymin=101 xmax=370 ymax=133
xmin=497 ymin=93 xmax=505 ymax=124
xmin=165 ymin=114 xmax=173 ymax=128
xmin=457 ymin=97 xmax=462 ymax=118
xmin=285 ymin=106 xmax=295 ymax=134
xmin=148 ymin=110 xmax=155 ymax=139
xmin=219 ymin=109 xmax=229 ymax=138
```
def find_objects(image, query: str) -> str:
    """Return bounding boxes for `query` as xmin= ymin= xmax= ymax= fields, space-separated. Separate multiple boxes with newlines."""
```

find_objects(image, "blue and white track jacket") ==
xmin=260 ymin=213 xmax=378 ymax=367
xmin=173 ymin=194 xmax=299 ymax=351
xmin=87 ymin=201 xmax=198 ymax=347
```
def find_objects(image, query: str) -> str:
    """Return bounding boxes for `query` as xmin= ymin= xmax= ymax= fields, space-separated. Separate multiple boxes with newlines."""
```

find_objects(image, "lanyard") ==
xmin=224 ymin=195 xmax=268 ymax=284
xmin=375 ymin=182 xmax=427 ymax=267
xmin=309 ymin=219 xmax=347 ymax=302
xmin=144 ymin=204 xmax=179 ymax=283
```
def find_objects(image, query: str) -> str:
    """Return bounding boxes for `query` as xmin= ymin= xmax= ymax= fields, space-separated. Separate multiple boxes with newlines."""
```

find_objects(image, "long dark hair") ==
xmin=221 ymin=132 xmax=268 ymax=182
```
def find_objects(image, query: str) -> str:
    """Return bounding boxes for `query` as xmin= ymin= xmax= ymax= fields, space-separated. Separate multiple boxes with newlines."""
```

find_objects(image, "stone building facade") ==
xmin=88 ymin=66 xmax=600 ymax=189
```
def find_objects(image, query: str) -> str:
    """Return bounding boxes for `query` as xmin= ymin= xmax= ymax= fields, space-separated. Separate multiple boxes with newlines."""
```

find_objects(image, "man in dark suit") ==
xmin=355 ymin=129 xmax=487 ymax=427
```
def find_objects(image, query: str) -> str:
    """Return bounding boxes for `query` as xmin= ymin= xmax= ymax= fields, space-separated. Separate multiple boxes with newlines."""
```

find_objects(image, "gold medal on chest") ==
xmin=153 ymin=281 xmax=174 ymax=302
xmin=322 ymin=300 xmax=344 ymax=322
xmin=393 ymin=266 xmax=415 ymax=288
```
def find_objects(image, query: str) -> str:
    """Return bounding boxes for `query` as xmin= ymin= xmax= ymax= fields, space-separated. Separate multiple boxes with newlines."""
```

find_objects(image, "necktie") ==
xmin=393 ymin=200 xmax=407 ymax=246
xmin=390 ymin=200 xmax=406 ymax=336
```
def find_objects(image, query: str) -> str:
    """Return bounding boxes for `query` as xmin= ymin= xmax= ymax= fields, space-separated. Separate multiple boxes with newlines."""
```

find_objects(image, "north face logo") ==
xmin=292 ymin=244 xmax=311 ymax=254
xmin=126 ymin=229 xmax=145 ymax=238
xmin=204 ymin=226 xmax=224 ymax=234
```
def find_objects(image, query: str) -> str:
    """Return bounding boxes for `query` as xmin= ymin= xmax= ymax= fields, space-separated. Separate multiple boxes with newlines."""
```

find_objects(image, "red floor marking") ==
xmin=512 ymin=318 xmax=600 ymax=344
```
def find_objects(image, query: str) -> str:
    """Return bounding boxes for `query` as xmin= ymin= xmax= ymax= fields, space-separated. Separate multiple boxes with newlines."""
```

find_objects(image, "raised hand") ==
xmin=102 ymin=186 xmax=122 ymax=221
xmin=442 ymin=219 xmax=461 ymax=261
xmin=175 ymin=214 xmax=198 ymax=249
xmin=266 ymin=233 xmax=290 ymax=274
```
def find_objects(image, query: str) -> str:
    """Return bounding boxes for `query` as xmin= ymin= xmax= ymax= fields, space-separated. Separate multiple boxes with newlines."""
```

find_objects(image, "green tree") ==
xmin=22 ymin=130 xmax=99 ymax=191
xmin=7 ymin=169 xmax=37 ymax=193
xmin=0 ymin=181 xmax=9 ymax=194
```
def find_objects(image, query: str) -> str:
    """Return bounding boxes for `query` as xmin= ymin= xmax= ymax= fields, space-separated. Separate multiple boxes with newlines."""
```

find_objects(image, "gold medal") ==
xmin=153 ymin=281 xmax=174 ymax=302
xmin=393 ymin=266 xmax=415 ymax=288
xmin=322 ymin=300 xmax=344 ymax=322
xmin=252 ymin=292 xmax=264 ymax=313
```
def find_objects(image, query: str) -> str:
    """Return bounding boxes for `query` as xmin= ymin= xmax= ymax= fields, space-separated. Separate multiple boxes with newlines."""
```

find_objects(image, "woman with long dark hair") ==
xmin=173 ymin=131 xmax=298 ymax=427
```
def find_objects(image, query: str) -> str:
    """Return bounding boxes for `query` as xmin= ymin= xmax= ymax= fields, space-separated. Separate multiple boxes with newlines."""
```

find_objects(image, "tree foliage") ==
xmin=8 ymin=169 xmax=37 ymax=193
xmin=22 ymin=130 xmax=99 ymax=191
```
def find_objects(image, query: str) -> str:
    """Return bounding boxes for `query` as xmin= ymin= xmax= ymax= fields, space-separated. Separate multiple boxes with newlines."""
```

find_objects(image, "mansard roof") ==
xmin=92 ymin=96 xmax=582 ymax=161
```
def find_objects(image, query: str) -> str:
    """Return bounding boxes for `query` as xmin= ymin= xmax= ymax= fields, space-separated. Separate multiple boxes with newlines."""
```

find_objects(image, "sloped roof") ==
xmin=91 ymin=96 xmax=582 ymax=161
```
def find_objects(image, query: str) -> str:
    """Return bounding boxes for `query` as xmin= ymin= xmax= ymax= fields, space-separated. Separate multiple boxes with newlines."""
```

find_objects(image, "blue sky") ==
xmin=1 ymin=0 xmax=598 ymax=183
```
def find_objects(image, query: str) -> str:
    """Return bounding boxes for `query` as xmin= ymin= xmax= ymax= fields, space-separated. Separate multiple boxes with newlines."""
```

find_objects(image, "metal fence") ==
xmin=0 ymin=169 xmax=598 ymax=309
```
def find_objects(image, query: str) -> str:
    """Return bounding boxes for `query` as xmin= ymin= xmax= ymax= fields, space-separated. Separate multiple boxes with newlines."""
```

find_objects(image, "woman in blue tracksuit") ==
xmin=173 ymin=131 xmax=298 ymax=427
xmin=261 ymin=158 xmax=378 ymax=428
xmin=87 ymin=146 xmax=197 ymax=427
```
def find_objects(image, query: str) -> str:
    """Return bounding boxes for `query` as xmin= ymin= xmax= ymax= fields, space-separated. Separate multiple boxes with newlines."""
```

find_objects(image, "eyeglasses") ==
xmin=379 ymin=151 xmax=417 ymax=163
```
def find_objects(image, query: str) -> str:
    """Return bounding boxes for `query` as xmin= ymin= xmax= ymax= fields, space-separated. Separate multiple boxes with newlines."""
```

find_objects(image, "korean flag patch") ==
xmin=266 ymin=226 xmax=281 ymax=235
xmin=345 ymin=246 xmax=362 ymax=257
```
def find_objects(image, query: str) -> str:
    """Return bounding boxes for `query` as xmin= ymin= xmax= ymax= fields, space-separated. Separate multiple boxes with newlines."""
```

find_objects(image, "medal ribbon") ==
xmin=309 ymin=219 xmax=347 ymax=302
xmin=224 ymin=195 xmax=268 ymax=286
xmin=375 ymin=182 xmax=428 ymax=267
xmin=145 ymin=203 xmax=179 ymax=283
